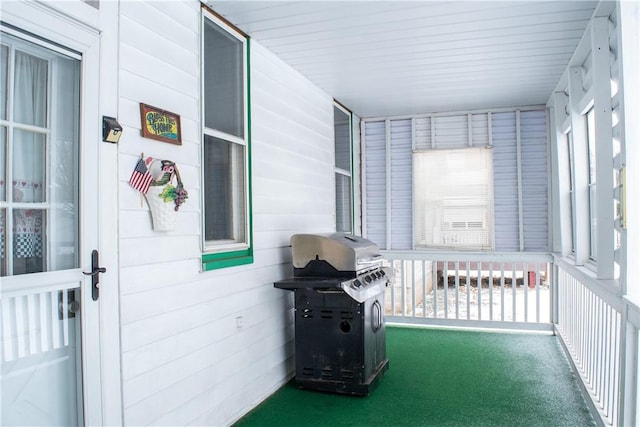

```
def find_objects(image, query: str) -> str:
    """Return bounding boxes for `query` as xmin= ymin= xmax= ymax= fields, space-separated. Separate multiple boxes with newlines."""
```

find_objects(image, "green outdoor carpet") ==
xmin=234 ymin=326 xmax=595 ymax=427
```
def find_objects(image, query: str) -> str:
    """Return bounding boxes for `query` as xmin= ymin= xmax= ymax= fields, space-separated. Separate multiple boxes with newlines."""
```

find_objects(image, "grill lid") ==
xmin=291 ymin=233 xmax=383 ymax=273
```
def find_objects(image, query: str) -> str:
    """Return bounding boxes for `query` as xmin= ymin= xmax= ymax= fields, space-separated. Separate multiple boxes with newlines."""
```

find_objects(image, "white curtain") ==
xmin=12 ymin=51 xmax=47 ymax=259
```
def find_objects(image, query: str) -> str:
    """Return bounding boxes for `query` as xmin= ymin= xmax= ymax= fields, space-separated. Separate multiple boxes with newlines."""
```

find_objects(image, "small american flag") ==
xmin=129 ymin=157 xmax=153 ymax=194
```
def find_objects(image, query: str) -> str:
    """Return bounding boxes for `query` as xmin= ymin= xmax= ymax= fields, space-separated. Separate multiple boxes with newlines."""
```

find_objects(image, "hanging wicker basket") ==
xmin=144 ymin=160 xmax=187 ymax=231
xmin=145 ymin=185 xmax=177 ymax=231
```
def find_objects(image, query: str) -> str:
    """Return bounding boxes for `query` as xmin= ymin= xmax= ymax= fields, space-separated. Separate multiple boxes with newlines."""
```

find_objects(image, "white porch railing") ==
xmin=381 ymin=251 xmax=553 ymax=331
xmin=554 ymin=256 xmax=640 ymax=427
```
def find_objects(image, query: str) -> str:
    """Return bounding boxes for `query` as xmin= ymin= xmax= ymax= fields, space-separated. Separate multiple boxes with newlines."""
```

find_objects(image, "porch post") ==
xmin=591 ymin=16 xmax=615 ymax=280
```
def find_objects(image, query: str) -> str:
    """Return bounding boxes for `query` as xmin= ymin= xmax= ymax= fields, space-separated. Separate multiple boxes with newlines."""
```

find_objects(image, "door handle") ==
xmin=83 ymin=250 xmax=106 ymax=301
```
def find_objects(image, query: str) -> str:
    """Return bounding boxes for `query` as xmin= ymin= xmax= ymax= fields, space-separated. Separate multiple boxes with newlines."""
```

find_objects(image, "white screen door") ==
xmin=1 ymin=30 xmax=101 ymax=425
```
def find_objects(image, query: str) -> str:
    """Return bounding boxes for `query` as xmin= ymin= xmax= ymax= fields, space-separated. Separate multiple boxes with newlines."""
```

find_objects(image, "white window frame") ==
xmin=334 ymin=101 xmax=353 ymax=233
xmin=413 ymin=147 xmax=494 ymax=251
xmin=585 ymin=107 xmax=597 ymax=260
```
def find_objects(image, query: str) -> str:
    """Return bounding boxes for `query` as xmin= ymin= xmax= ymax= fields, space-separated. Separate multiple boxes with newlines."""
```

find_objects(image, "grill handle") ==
xmin=371 ymin=300 xmax=383 ymax=332
xmin=357 ymin=254 xmax=384 ymax=266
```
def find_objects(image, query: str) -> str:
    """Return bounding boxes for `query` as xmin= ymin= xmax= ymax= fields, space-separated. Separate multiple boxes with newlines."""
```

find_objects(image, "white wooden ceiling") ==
xmin=209 ymin=1 xmax=599 ymax=118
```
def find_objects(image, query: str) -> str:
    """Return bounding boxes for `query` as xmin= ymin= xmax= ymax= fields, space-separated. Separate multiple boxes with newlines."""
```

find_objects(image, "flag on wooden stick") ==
xmin=129 ymin=157 xmax=153 ymax=194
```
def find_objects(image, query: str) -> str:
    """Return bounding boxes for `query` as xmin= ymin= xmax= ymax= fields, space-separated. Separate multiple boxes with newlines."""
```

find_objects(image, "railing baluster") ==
xmin=39 ymin=292 xmax=48 ymax=354
xmin=466 ymin=262 xmax=471 ymax=320
xmin=489 ymin=262 xmax=494 ymax=321
xmin=512 ymin=263 xmax=517 ymax=323
xmin=597 ymin=299 xmax=605 ymax=402
xmin=611 ymin=311 xmax=621 ymax=424
xmin=432 ymin=262 xmax=437 ymax=319
xmin=477 ymin=262 xmax=482 ymax=321
xmin=411 ymin=260 xmax=416 ymax=317
xmin=455 ymin=261 xmax=460 ymax=320
xmin=500 ymin=263 xmax=505 ymax=321
xmin=524 ymin=262 xmax=529 ymax=323
xmin=535 ymin=263 xmax=540 ymax=323
xmin=62 ymin=289 xmax=70 ymax=347
xmin=27 ymin=293 xmax=37 ymax=355
xmin=2 ymin=297 xmax=15 ymax=361
xmin=420 ymin=260 xmax=427 ymax=317
xmin=50 ymin=289 xmax=61 ymax=350
xmin=444 ymin=262 xmax=449 ymax=319
xmin=15 ymin=296 xmax=26 ymax=358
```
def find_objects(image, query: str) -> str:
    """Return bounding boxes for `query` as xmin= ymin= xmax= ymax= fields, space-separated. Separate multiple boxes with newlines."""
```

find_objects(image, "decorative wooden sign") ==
xmin=139 ymin=103 xmax=182 ymax=145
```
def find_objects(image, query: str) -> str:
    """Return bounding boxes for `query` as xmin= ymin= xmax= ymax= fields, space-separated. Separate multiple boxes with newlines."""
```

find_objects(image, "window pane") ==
xmin=0 ymin=127 xmax=5 ymax=201
xmin=204 ymin=19 xmax=244 ymax=138
xmin=0 ymin=209 xmax=5 ymax=276
xmin=335 ymin=173 xmax=351 ymax=233
xmin=51 ymin=137 xmax=79 ymax=270
xmin=14 ymin=51 xmax=48 ymax=128
xmin=204 ymin=135 xmax=246 ymax=243
xmin=586 ymin=108 xmax=596 ymax=184
xmin=590 ymin=184 xmax=597 ymax=259
xmin=414 ymin=148 xmax=493 ymax=249
xmin=586 ymin=108 xmax=597 ymax=259
xmin=1 ymin=44 xmax=7 ymax=120
xmin=3 ymin=34 xmax=80 ymax=276
xmin=334 ymin=106 xmax=351 ymax=171
xmin=13 ymin=208 xmax=44 ymax=275
xmin=13 ymin=129 xmax=45 ymax=203
xmin=566 ymin=132 xmax=575 ymax=253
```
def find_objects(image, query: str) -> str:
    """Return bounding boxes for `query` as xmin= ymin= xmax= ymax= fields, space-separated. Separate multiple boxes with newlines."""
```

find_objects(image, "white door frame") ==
xmin=1 ymin=1 xmax=123 ymax=425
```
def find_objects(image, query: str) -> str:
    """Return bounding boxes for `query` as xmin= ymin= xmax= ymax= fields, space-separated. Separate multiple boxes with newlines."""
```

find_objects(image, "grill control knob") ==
xmin=353 ymin=279 xmax=362 ymax=288
xmin=365 ymin=275 xmax=372 ymax=283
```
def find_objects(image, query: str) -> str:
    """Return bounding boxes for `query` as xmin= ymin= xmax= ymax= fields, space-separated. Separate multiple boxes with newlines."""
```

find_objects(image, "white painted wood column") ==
xmin=591 ymin=16 xmax=615 ymax=279
xmin=97 ymin=1 xmax=124 ymax=424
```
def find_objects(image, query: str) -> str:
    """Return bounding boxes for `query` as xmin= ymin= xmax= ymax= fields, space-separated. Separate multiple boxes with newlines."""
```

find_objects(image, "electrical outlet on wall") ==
xmin=235 ymin=316 xmax=244 ymax=330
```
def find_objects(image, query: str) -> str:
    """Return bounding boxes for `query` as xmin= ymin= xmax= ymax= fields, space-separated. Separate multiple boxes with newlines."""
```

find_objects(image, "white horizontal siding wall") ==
xmin=364 ymin=108 xmax=548 ymax=252
xmin=390 ymin=119 xmax=413 ymax=249
xmin=492 ymin=112 xmax=521 ymax=251
xmin=117 ymin=3 xmax=335 ymax=426
xmin=363 ymin=121 xmax=387 ymax=248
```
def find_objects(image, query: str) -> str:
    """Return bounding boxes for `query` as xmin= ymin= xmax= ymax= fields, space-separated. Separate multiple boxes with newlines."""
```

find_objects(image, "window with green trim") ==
xmin=201 ymin=8 xmax=252 ymax=270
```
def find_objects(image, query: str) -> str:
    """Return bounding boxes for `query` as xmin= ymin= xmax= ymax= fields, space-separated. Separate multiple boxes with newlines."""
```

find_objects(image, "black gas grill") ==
xmin=274 ymin=233 xmax=391 ymax=396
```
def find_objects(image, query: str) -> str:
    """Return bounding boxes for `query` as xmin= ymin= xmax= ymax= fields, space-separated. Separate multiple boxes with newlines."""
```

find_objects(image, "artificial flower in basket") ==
xmin=129 ymin=157 xmax=188 ymax=231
